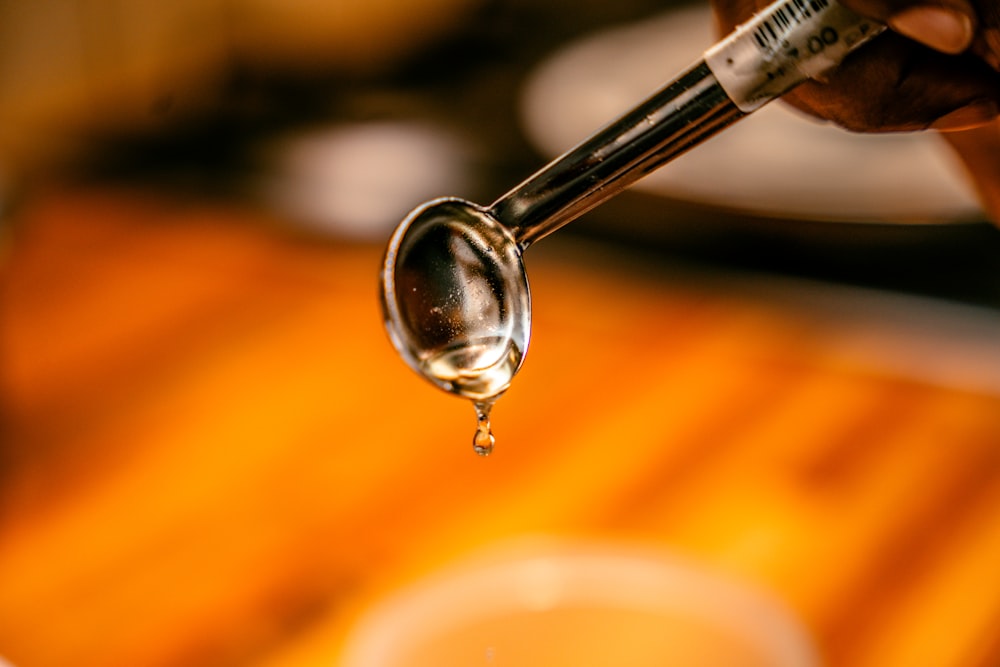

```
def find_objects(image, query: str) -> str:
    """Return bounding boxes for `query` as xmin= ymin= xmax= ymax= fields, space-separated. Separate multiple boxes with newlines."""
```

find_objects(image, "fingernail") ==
xmin=889 ymin=5 xmax=974 ymax=54
xmin=931 ymin=101 xmax=999 ymax=131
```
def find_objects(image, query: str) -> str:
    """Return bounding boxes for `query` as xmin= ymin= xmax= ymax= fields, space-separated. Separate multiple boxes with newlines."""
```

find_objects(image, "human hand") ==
xmin=710 ymin=0 xmax=1000 ymax=132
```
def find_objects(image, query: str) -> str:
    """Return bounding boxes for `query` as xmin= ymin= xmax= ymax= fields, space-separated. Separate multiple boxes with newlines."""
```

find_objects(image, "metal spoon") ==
xmin=380 ymin=0 xmax=883 ymax=417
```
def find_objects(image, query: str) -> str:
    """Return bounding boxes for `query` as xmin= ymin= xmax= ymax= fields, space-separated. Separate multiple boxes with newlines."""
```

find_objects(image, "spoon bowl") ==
xmin=379 ymin=198 xmax=531 ymax=401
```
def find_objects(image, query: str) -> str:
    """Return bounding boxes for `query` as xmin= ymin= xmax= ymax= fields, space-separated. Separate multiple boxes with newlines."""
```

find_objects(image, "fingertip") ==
xmin=889 ymin=4 xmax=975 ymax=54
xmin=931 ymin=100 xmax=999 ymax=131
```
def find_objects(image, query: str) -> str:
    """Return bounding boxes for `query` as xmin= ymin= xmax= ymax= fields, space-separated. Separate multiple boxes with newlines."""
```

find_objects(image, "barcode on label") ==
xmin=753 ymin=0 xmax=831 ymax=51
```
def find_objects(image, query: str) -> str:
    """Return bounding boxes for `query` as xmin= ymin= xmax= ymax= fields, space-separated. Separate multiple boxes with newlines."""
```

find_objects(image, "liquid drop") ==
xmin=472 ymin=401 xmax=496 ymax=456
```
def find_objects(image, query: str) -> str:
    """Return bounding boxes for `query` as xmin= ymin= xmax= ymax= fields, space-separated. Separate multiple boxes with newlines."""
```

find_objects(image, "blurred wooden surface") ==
xmin=2 ymin=188 xmax=1000 ymax=666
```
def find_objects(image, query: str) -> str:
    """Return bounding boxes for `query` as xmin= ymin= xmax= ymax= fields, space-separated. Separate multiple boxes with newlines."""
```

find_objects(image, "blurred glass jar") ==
xmin=341 ymin=539 xmax=820 ymax=667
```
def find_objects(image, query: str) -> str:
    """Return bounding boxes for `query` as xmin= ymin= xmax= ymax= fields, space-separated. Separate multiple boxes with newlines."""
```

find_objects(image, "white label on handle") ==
xmin=705 ymin=0 xmax=884 ymax=112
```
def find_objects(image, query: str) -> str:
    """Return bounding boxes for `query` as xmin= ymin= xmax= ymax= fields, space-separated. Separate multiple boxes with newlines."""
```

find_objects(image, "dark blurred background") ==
xmin=2 ymin=0 xmax=999 ymax=304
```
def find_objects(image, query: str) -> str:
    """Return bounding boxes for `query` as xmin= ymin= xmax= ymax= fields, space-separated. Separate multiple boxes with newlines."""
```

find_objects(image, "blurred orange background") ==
xmin=2 ymin=2 xmax=1000 ymax=666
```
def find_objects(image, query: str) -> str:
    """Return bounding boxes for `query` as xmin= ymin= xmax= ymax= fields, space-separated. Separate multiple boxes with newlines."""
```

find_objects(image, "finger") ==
xmin=883 ymin=2 xmax=976 ymax=54
xmin=822 ymin=0 xmax=996 ymax=58
xmin=970 ymin=1 xmax=1000 ymax=70
xmin=709 ymin=0 xmax=757 ymax=36
xmin=715 ymin=0 xmax=980 ymax=54
xmin=782 ymin=32 xmax=1000 ymax=131
xmin=940 ymin=119 xmax=1000 ymax=224
xmin=710 ymin=0 xmax=1000 ymax=131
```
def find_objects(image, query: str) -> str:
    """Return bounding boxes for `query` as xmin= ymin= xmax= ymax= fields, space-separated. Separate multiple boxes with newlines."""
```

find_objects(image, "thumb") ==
xmin=838 ymin=0 xmax=977 ymax=54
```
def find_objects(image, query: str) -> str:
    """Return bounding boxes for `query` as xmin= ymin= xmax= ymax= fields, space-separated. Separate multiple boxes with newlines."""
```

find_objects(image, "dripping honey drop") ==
xmin=472 ymin=401 xmax=496 ymax=456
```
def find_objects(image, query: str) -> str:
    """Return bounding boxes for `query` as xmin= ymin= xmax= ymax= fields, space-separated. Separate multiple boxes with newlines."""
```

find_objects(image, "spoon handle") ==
xmin=489 ymin=0 xmax=885 ymax=248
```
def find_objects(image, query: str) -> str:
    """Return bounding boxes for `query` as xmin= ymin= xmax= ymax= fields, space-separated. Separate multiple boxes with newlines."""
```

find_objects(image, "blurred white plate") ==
xmin=520 ymin=4 xmax=983 ymax=224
